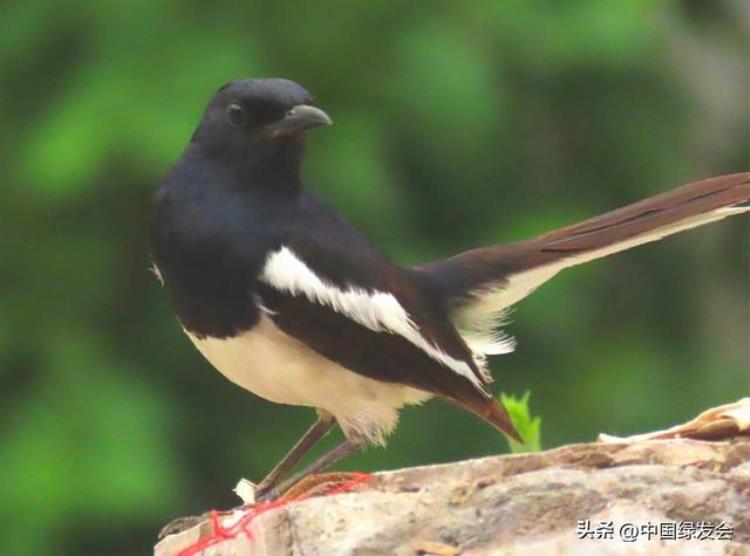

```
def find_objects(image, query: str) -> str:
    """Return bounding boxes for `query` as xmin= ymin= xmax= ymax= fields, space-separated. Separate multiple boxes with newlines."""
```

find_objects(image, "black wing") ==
xmin=253 ymin=194 xmax=519 ymax=438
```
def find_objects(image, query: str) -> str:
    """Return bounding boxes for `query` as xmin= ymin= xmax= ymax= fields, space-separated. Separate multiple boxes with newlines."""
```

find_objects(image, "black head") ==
xmin=190 ymin=78 xmax=331 ymax=188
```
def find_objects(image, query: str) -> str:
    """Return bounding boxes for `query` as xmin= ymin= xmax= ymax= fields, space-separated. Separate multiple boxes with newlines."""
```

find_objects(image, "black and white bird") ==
xmin=151 ymin=78 xmax=749 ymax=500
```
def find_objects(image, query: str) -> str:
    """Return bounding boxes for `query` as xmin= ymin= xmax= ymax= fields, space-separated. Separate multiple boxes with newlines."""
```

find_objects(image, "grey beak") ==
xmin=272 ymin=105 xmax=332 ymax=134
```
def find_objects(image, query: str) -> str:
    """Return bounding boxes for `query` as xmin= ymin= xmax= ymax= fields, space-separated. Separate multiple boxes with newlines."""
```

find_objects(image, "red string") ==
xmin=177 ymin=472 xmax=371 ymax=556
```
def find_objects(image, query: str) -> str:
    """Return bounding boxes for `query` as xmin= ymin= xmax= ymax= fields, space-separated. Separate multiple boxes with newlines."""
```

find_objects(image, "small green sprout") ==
xmin=500 ymin=391 xmax=542 ymax=453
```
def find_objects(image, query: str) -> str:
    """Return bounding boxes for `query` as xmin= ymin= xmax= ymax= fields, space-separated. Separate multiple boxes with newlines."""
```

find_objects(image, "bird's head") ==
xmin=190 ymin=78 xmax=331 ymax=188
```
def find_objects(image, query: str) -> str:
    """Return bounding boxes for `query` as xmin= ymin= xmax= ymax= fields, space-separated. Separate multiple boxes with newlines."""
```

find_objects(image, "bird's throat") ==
xmin=200 ymin=136 xmax=306 ymax=196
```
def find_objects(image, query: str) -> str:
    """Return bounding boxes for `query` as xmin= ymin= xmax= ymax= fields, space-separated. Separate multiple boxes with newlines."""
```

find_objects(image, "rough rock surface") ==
xmin=156 ymin=438 xmax=750 ymax=555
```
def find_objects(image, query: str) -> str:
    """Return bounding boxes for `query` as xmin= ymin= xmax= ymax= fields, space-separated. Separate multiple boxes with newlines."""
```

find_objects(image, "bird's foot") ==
xmin=252 ymin=486 xmax=281 ymax=504
xmin=158 ymin=513 xmax=210 ymax=539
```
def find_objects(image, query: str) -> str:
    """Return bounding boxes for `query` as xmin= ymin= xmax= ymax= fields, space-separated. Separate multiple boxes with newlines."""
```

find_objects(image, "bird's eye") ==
xmin=226 ymin=103 xmax=248 ymax=126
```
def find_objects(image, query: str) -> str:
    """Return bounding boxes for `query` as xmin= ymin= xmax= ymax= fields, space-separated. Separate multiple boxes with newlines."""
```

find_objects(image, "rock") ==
xmin=155 ymin=438 xmax=750 ymax=555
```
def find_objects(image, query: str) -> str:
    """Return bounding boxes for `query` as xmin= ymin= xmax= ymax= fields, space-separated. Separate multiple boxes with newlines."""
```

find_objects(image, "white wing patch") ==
xmin=260 ymin=246 xmax=484 ymax=388
xmin=150 ymin=262 xmax=165 ymax=286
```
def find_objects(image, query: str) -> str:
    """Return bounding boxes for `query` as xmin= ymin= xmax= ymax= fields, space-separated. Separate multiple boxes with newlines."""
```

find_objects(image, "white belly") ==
xmin=185 ymin=315 xmax=431 ymax=444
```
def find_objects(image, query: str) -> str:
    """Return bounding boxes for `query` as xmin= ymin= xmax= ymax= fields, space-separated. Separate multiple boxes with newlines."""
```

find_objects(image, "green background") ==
xmin=1 ymin=1 xmax=747 ymax=554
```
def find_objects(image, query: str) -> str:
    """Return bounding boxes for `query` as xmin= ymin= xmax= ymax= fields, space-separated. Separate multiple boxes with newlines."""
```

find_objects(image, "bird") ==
xmin=150 ymin=77 xmax=749 ymax=501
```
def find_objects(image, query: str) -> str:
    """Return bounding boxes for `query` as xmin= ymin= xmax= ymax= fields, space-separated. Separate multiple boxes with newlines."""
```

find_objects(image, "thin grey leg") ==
xmin=259 ymin=439 xmax=360 ymax=501
xmin=255 ymin=411 xmax=335 ymax=499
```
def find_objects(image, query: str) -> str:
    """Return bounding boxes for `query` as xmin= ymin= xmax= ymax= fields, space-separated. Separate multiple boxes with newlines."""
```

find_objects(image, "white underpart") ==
xmin=458 ymin=311 xmax=517 ymax=356
xmin=260 ymin=246 xmax=484 ymax=388
xmin=453 ymin=206 xmax=749 ymax=333
xmin=186 ymin=316 xmax=431 ymax=445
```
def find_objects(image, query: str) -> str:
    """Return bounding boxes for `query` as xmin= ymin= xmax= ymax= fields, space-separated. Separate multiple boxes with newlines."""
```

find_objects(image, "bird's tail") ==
xmin=522 ymin=173 xmax=749 ymax=272
xmin=416 ymin=172 xmax=749 ymax=332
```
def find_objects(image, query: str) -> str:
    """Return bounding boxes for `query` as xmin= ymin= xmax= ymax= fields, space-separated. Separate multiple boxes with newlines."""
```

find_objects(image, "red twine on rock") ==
xmin=177 ymin=472 xmax=372 ymax=556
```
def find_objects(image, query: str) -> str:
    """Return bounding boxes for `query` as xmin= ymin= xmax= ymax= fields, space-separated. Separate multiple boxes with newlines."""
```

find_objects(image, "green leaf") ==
xmin=500 ymin=391 xmax=542 ymax=453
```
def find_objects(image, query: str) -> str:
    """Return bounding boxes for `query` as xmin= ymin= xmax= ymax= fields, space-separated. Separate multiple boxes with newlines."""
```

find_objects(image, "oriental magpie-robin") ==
xmin=151 ymin=78 xmax=749 ymax=500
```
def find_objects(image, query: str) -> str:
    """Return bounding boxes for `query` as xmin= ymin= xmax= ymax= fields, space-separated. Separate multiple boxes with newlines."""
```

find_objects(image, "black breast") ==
xmin=150 ymin=175 xmax=284 ymax=339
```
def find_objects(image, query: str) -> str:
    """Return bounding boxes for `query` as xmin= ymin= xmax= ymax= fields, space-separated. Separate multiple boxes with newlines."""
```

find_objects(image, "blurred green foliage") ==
xmin=1 ymin=1 xmax=747 ymax=554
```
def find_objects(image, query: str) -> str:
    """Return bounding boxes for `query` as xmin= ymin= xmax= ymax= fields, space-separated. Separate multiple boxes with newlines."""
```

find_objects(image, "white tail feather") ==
xmin=454 ymin=205 xmax=748 ymax=351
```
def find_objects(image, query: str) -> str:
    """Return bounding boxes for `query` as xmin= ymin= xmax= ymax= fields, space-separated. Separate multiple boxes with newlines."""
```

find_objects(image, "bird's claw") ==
xmin=252 ymin=486 xmax=280 ymax=503
xmin=158 ymin=513 xmax=210 ymax=539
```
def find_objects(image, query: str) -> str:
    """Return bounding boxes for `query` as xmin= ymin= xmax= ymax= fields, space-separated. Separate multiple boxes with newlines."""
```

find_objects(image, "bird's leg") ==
xmin=256 ymin=439 xmax=361 ymax=502
xmin=254 ymin=410 xmax=335 ymax=500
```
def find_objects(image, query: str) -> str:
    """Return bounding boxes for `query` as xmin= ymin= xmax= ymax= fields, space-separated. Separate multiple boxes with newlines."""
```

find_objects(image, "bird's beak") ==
xmin=270 ymin=105 xmax=332 ymax=135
